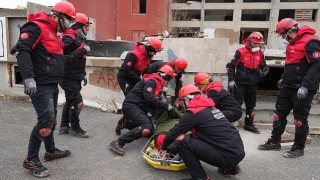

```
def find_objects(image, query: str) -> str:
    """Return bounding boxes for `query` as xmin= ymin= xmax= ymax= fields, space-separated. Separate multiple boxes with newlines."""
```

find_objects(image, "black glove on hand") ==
xmin=228 ymin=80 xmax=236 ymax=90
xmin=83 ymin=44 xmax=90 ymax=53
xmin=297 ymin=86 xmax=308 ymax=99
xmin=75 ymin=33 xmax=87 ymax=46
xmin=259 ymin=66 xmax=269 ymax=77
xmin=23 ymin=78 xmax=37 ymax=96
xmin=82 ymin=76 xmax=88 ymax=86
xmin=277 ymin=79 xmax=283 ymax=89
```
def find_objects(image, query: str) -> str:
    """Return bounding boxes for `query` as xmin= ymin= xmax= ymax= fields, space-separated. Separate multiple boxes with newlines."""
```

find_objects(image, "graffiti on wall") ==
xmin=89 ymin=68 xmax=121 ymax=92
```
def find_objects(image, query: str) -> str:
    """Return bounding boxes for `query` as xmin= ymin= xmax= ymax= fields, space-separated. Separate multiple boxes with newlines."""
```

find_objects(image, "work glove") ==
xmin=82 ymin=76 xmax=88 ymax=86
xmin=75 ymin=32 xmax=87 ymax=46
xmin=228 ymin=80 xmax=236 ymax=90
xmin=23 ymin=78 xmax=37 ymax=96
xmin=277 ymin=79 xmax=283 ymax=89
xmin=297 ymin=86 xmax=308 ymax=99
xmin=160 ymin=94 xmax=167 ymax=103
xmin=167 ymin=104 xmax=173 ymax=111
xmin=83 ymin=44 xmax=90 ymax=53
xmin=259 ymin=66 xmax=269 ymax=77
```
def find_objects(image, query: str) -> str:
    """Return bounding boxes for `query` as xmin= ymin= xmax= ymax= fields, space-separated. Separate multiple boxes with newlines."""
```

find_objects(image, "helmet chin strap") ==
xmin=80 ymin=27 xmax=87 ymax=36
xmin=58 ymin=17 xmax=67 ymax=33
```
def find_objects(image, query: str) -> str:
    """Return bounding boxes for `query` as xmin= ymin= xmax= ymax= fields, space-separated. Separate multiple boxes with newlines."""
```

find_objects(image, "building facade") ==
xmin=170 ymin=0 xmax=320 ymax=49
xmin=69 ymin=0 xmax=170 ymax=41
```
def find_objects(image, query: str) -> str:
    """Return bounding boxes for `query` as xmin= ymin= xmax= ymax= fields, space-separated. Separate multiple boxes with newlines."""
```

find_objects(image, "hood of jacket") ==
xmin=187 ymin=95 xmax=215 ymax=114
xmin=27 ymin=12 xmax=57 ymax=32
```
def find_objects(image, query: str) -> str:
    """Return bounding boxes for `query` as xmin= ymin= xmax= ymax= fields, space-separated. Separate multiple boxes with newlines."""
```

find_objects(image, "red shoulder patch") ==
xmin=20 ymin=32 xmax=29 ymax=39
xmin=313 ymin=51 xmax=320 ymax=58
xmin=147 ymin=87 xmax=153 ymax=92
xmin=127 ymin=62 xmax=132 ymax=67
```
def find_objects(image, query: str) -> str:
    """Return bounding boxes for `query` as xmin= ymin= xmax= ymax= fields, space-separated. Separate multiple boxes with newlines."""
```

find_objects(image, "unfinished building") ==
xmin=170 ymin=0 xmax=320 ymax=93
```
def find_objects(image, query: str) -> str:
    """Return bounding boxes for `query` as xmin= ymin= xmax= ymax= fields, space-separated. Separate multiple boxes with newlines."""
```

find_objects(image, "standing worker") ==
xmin=59 ymin=13 xmax=91 ymax=138
xmin=161 ymin=84 xmax=245 ymax=180
xmin=194 ymin=72 xmax=242 ymax=122
xmin=13 ymin=2 xmax=76 ymax=177
xmin=110 ymin=65 xmax=175 ymax=156
xmin=227 ymin=31 xmax=269 ymax=133
xmin=258 ymin=18 xmax=320 ymax=158
xmin=145 ymin=58 xmax=188 ymax=103
xmin=117 ymin=37 xmax=163 ymax=96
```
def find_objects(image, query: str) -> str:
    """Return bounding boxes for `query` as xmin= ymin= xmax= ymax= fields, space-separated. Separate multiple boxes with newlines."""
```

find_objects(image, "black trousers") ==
xmin=271 ymin=87 xmax=316 ymax=149
xmin=118 ymin=103 xmax=154 ymax=146
xmin=177 ymin=138 xmax=244 ymax=179
xmin=234 ymin=84 xmax=257 ymax=125
xmin=59 ymin=79 xmax=83 ymax=129
xmin=117 ymin=71 xmax=139 ymax=96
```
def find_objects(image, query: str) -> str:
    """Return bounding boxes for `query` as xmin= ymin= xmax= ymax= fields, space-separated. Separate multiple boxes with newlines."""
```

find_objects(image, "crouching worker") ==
xmin=110 ymin=65 xmax=175 ymax=156
xmin=161 ymin=84 xmax=245 ymax=180
xmin=194 ymin=73 xmax=242 ymax=122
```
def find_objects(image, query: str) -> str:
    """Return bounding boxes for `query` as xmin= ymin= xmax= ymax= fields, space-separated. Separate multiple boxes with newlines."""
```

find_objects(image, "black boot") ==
xmin=69 ymin=105 xmax=89 ymax=138
xmin=115 ymin=117 xmax=128 ymax=135
xmin=244 ymin=113 xmax=260 ymax=134
xmin=23 ymin=157 xmax=49 ymax=178
xmin=110 ymin=140 xmax=125 ymax=156
xmin=258 ymin=138 xmax=281 ymax=151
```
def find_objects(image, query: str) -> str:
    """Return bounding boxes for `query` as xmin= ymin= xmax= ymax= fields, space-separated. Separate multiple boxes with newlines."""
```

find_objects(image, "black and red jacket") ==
xmin=228 ymin=39 xmax=267 ymax=85
xmin=162 ymin=95 xmax=245 ymax=159
xmin=123 ymin=73 xmax=169 ymax=112
xmin=118 ymin=42 xmax=152 ymax=84
xmin=62 ymin=28 xmax=87 ymax=80
xmin=203 ymin=81 xmax=242 ymax=122
xmin=145 ymin=60 xmax=183 ymax=97
xmin=16 ymin=12 xmax=65 ymax=85
xmin=282 ymin=25 xmax=320 ymax=90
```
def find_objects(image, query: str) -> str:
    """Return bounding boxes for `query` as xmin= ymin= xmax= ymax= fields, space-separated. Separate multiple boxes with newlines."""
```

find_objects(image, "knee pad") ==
xmin=134 ymin=126 xmax=153 ymax=139
xmin=273 ymin=113 xmax=279 ymax=122
xmin=250 ymin=111 xmax=255 ymax=118
xmin=32 ymin=119 xmax=54 ymax=141
xmin=39 ymin=128 xmax=52 ymax=137
xmin=71 ymin=102 xmax=84 ymax=115
xmin=76 ymin=102 xmax=84 ymax=109
xmin=294 ymin=119 xmax=303 ymax=128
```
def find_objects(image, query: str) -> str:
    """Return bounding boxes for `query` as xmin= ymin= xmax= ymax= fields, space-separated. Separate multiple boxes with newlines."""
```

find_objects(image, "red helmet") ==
xmin=158 ymin=65 xmax=174 ymax=79
xmin=276 ymin=18 xmax=298 ymax=36
xmin=52 ymin=1 xmax=76 ymax=19
xmin=179 ymin=84 xmax=200 ymax=98
xmin=147 ymin=37 xmax=163 ymax=52
xmin=194 ymin=72 xmax=211 ymax=85
xmin=248 ymin=32 xmax=264 ymax=44
xmin=75 ymin=13 xmax=91 ymax=26
xmin=175 ymin=58 xmax=188 ymax=70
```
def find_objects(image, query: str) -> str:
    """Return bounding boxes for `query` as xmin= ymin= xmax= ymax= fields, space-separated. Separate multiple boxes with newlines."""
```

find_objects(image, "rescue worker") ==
xmin=115 ymin=37 xmax=162 ymax=135
xmin=117 ymin=37 xmax=163 ymax=96
xmin=145 ymin=58 xmax=189 ymax=102
xmin=227 ymin=31 xmax=269 ymax=134
xmin=59 ymin=13 xmax=91 ymax=138
xmin=161 ymin=84 xmax=245 ymax=180
xmin=258 ymin=18 xmax=320 ymax=158
xmin=194 ymin=72 xmax=242 ymax=122
xmin=14 ymin=2 xmax=76 ymax=177
xmin=110 ymin=65 xmax=175 ymax=156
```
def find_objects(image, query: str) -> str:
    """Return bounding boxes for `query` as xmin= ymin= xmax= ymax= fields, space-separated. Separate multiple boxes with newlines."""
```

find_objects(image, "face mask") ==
xmin=252 ymin=47 xmax=260 ymax=52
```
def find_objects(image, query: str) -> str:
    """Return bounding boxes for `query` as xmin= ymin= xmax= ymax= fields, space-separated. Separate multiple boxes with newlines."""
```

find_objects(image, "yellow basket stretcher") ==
xmin=141 ymin=138 xmax=186 ymax=171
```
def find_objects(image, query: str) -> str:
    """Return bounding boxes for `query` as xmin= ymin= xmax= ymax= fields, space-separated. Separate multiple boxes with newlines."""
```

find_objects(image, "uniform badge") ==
xmin=313 ymin=51 xmax=320 ymax=58
xmin=147 ymin=87 xmax=153 ymax=92
xmin=20 ymin=32 xmax=29 ymax=39
xmin=127 ymin=62 xmax=132 ymax=66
